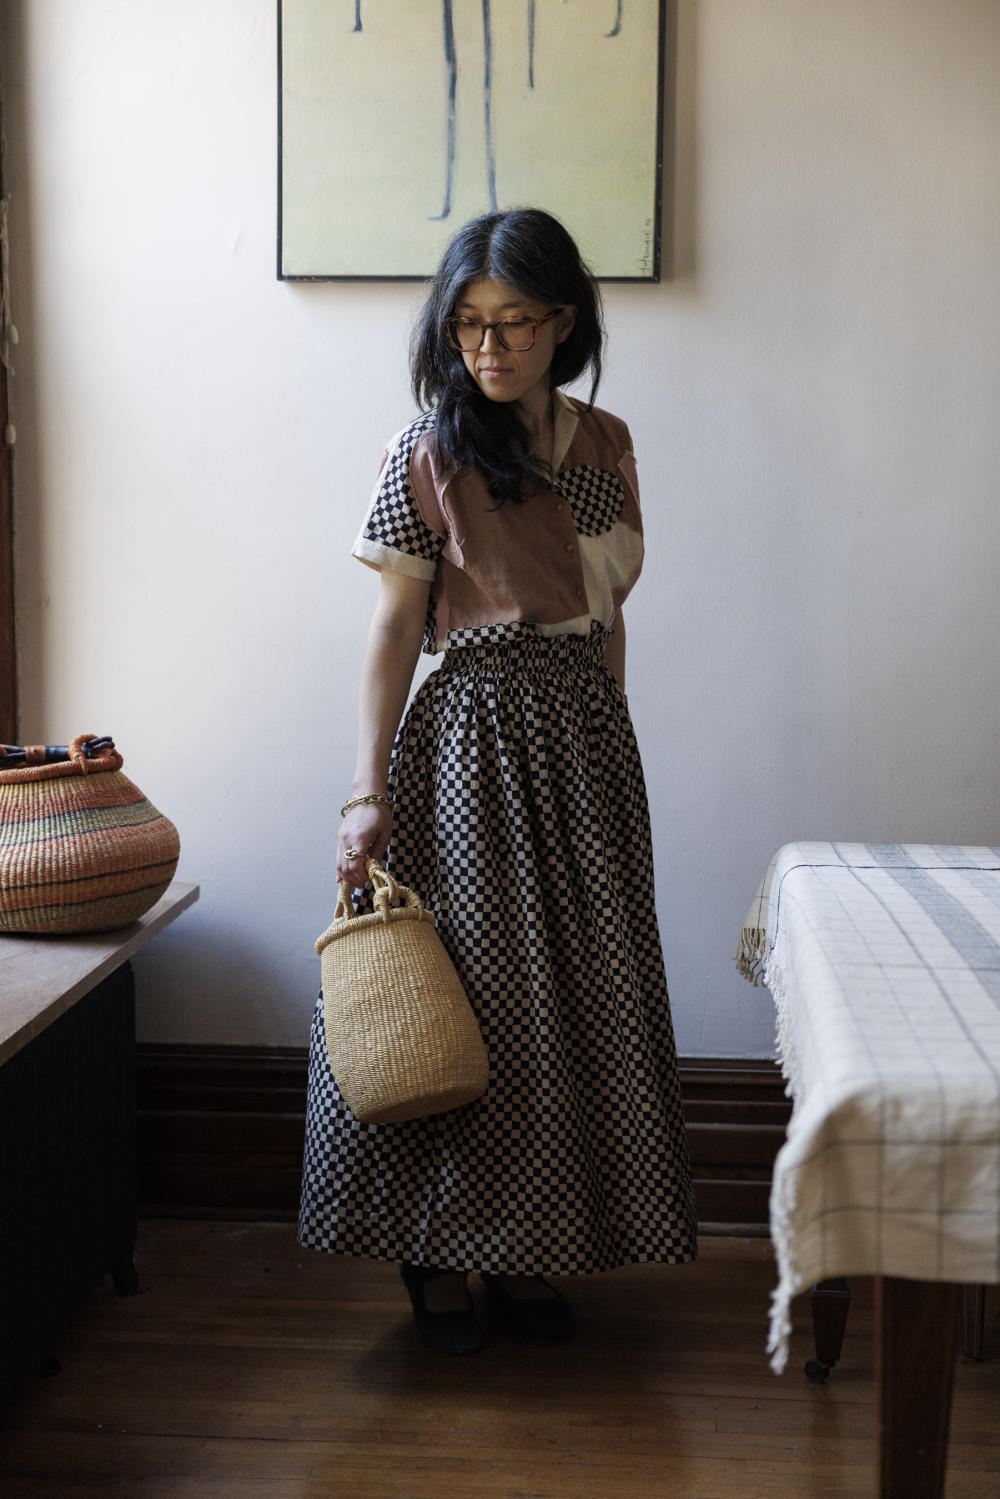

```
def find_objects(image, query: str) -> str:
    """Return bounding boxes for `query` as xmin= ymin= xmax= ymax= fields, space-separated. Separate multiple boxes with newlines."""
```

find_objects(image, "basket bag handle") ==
xmin=333 ymin=857 xmax=426 ymax=923
xmin=0 ymin=733 xmax=120 ymax=773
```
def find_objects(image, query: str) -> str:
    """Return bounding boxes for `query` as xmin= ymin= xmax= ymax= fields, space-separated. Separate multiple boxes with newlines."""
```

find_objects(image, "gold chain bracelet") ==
xmin=340 ymin=792 xmax=395 ymax=818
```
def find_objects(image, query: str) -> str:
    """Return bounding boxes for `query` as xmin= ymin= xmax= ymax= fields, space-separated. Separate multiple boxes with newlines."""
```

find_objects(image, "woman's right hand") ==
xmin=337 ymin=802 xmax=394 ymax=889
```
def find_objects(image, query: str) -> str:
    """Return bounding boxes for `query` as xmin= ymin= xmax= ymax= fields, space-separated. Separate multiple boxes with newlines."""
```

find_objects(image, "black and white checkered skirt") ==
xmin=298 ymin=623 xmax=697 ymax=1274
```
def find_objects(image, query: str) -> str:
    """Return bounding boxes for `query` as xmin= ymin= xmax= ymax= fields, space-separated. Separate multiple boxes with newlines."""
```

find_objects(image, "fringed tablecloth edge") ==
xmin=734 ymin=854 xmax=780 ymax=987
xmin=734 ymin=924 xmax=769 ymax=985
xmin=762 ymin=941 xmax=803 ymax=1374
xmin=734 ymin=850 xmax=806 ymax=1373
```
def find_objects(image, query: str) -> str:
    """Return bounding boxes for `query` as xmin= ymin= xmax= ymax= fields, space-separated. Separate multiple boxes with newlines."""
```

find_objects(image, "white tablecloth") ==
xmin=737 ymin=842 xmax=1000 ymax=1371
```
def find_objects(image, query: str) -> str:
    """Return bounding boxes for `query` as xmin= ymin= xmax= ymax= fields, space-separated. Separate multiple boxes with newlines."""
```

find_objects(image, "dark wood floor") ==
xmin=0 ymin=1223 xmax=997 ymax=1498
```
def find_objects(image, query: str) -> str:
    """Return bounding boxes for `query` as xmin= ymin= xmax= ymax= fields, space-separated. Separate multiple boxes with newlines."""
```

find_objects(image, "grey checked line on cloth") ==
xmin=736 ymin=842 xmax=1000 ymax=1372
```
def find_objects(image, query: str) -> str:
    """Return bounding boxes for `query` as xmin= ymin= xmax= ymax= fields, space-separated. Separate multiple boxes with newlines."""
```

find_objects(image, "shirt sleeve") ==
xmin=607 ymin=427 xmax=644 ymax=610
xmin=352 ymin=421 xmax=445 ymax=581
xmin=616 ymin=444 xmax=641 ymax=517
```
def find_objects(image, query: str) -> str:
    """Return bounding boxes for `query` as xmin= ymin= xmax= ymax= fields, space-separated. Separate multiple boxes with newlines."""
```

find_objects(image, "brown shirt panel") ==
xmin=353 ymin=392 xmax=644 ymax=652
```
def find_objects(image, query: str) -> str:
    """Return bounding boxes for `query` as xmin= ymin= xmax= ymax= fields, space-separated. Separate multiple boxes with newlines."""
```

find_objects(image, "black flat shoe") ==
xmin=399 ymin=1264 xmax=486 ymax=1354
xmin=480 ymin=1274 xmax=576 ymax=1339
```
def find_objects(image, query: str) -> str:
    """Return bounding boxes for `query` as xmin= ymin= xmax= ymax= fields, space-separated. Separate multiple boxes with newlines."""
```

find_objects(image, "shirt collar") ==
xmin=552 ymin=389 xmax=581 ymax=475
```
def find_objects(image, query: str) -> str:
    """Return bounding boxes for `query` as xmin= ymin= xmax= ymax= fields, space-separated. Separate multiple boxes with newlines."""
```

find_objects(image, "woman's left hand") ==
xmin=337 ymin=801 xmax=393 ymax=889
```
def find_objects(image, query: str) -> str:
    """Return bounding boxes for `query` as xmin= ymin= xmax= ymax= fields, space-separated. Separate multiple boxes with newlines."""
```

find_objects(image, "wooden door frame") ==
xmin=0 ymin=98 xmax=17 ymax=744
xmin=0 ymin=323 xmax=14 ymax=743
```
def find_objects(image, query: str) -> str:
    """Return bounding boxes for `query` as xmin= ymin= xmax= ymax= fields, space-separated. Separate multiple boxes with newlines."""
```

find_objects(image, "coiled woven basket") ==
xmin=315 ymin=858 xmax=489 ymax=1124
xmin=0 ymin=733 xmax=181 ymax=935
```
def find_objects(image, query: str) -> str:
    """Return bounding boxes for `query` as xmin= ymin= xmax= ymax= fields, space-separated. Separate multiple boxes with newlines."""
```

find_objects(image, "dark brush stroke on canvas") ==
xmin=350 ymin=2 xmax=625 ymax=221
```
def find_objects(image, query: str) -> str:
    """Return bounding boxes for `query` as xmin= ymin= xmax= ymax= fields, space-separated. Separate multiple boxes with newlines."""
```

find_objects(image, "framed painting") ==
xmin=278 ymin=1 xmax=666 ymax=281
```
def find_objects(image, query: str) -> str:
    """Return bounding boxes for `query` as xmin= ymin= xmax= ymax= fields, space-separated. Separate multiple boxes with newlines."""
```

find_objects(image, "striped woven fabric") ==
xmin=737 ymin=841 xmax=1000 ymax=1372
xmin=0 ymin=756 xmax=180 ymax=935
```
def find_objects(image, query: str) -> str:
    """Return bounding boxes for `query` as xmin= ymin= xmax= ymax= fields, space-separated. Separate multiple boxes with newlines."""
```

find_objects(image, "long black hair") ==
xmin=411 ymin=208 xmax=604 ymax=504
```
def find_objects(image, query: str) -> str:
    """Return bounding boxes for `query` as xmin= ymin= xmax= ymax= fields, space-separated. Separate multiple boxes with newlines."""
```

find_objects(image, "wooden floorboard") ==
xmin=0 ymin=1222 xmax=997 ymax=1498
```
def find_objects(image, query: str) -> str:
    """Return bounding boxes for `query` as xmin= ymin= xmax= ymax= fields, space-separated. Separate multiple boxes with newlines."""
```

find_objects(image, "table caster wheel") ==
xmin=805 ymin=1357 xmax=833 ymax=1383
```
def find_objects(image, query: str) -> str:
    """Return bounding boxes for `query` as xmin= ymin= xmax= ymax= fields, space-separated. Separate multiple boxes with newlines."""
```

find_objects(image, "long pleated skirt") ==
xmin=298 ymin=623 xmax=697 ymax=1274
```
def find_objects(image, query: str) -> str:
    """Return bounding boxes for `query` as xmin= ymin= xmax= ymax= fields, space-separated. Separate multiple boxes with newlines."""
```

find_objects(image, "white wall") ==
xmin=3 ymin=1 xmax=999 ymax=1055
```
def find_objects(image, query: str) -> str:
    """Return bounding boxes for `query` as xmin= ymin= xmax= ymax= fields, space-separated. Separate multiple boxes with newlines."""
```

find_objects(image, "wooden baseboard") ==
xmin=136 ymin=1046 xmax=789 ymax=1236
xmin=679 ymin=1059 xmax=789 ymax=1235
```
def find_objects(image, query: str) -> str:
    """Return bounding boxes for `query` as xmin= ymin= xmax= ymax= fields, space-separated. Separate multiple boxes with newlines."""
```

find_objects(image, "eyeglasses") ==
xmin=444 ymin=308 xmax=563 ymax=353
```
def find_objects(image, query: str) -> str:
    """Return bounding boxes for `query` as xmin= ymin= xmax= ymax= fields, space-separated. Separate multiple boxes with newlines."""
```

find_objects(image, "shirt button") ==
xmin=575 ymin=587 xmax=584 ymax=599
xmin=564 ymin=541 xmax=575 ymax=554
xmin=555 ymin=501 xmax=566 ymax=512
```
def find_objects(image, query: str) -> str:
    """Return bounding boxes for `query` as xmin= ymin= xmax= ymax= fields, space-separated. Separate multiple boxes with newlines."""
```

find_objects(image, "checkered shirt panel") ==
xmin=360 ymin=412 xmax=442 ymax=562
xmin=553 ymin=465 xmax=626 ymax=537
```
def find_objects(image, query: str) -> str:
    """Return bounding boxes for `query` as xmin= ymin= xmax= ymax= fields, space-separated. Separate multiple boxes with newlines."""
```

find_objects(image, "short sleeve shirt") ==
xmin=352 ymin=390 xmax=644 ymax=654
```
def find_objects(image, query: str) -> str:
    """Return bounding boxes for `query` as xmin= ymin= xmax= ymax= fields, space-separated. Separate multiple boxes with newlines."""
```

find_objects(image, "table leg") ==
xmin=876 ymin=1276 xmax=960 ymax=1499
xmin=806 ymin=1277 xmax=851 ymax=1382
xmin=960 ymin=1284 xmax=986 ymax=1360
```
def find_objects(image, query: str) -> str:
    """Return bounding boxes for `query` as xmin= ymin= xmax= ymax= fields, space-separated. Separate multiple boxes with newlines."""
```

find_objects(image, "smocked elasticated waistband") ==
xmin=439 ymin=621 xmax=612 ymax=675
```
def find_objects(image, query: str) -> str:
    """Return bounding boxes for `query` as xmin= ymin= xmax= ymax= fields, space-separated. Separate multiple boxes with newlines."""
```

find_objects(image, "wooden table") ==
xmin=737 ymin=843 xmax=1000 ymax=1498
xmin=0 ymin=882 xmax=198 ymax=1404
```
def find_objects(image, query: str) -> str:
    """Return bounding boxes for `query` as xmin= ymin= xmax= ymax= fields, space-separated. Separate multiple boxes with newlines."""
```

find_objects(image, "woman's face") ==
xmin=453 ymin=277 xmax=575 ymax=420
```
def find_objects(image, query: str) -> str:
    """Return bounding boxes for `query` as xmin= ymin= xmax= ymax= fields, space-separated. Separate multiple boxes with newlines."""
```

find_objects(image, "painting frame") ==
xmin=277 ymin=1 xmax=666 ymax=283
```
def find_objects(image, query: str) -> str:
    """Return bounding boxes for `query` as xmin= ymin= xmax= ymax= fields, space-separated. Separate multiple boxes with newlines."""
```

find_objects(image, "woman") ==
xmin=299 ymin=208 xmax=696 ymax=1353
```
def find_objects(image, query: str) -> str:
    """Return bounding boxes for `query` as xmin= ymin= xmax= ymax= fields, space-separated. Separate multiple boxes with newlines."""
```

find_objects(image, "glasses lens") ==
xmin=447 ymin=318 xmax=482 ymax=351
xmin=497 ymin=319 xmax=534 ymax=351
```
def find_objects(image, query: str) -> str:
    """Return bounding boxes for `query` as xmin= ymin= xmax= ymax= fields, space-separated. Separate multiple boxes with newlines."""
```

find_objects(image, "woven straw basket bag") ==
xmin=0 ymin=733 xmax=180 ymax=935
xmin=315 ymin=858 xmax=489 ymax=1124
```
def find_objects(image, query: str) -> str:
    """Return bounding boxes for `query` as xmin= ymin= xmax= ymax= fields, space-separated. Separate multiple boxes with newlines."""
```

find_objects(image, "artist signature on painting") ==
xmin=639 ymin=218 xmax=653 ymax=276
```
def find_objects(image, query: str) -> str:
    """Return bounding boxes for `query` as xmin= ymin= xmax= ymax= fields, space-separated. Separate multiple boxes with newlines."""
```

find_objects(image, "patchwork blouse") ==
xmin=352 ymin=390 xmax=644 ymax=654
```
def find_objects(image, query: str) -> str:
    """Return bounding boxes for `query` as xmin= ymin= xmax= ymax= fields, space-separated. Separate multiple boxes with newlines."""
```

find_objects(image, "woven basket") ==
xmin=0 ymin=733 xmax=180 ymax=935
xmin=315 ymin=859 xmax=489 ymax=1124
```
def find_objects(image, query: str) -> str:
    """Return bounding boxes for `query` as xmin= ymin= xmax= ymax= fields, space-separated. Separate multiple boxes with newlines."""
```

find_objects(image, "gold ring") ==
xmin=344 ymin=848 xmax=362 ymax=860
